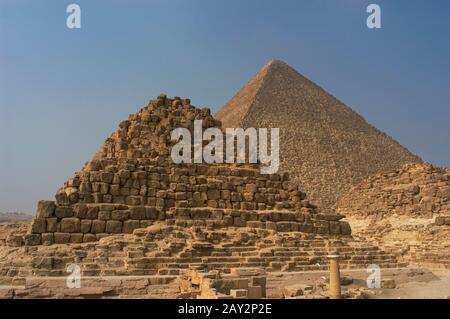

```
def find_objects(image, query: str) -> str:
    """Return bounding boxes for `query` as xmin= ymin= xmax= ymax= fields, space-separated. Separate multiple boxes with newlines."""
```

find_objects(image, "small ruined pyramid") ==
xmin=216 ymin=60 xmax=422 ymax=211
xmin=25 ymin=94 xmax=351 ymax=246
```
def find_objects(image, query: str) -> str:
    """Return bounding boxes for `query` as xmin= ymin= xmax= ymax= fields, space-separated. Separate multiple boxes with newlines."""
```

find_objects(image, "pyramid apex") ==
xmin=266 ymin=59 xmax=286 ymax=65
xmin=217 ymin=59 xmax=422 ymax=210
xmin=264 ymin=59 xmax=289 ymax=69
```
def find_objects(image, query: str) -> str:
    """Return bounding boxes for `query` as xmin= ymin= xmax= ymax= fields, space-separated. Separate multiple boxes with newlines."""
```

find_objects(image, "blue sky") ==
xmin=1 ymin=0 xmax=449 ymax=212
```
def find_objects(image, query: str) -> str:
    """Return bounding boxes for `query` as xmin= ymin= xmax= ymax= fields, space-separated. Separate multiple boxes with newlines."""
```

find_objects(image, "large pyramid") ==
xmin=216 ymin=60 xmax=422 ymax=211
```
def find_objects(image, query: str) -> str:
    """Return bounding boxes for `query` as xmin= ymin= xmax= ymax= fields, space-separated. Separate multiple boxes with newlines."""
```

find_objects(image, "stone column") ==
xmin=327 ymin=254 xmax=341 ymax=299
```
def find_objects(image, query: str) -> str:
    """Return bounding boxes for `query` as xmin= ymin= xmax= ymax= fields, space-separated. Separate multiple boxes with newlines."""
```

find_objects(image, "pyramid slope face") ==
xmin=216 ymin=60 xmax=422 ymax=211
xmin=25 ymin=95 xmax=352 ymax=246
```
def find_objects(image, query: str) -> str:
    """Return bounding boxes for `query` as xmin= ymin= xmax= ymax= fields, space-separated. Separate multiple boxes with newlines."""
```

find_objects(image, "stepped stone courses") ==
xmin=337 ymin=163 xmax=450 ymax=220
xmin=216 ymin=60 xmax=422 ymax=211
xmin=0 ymin=222 xmax=404 ymax=298
xmin=26 ymin=94 xmax=351 ymax=245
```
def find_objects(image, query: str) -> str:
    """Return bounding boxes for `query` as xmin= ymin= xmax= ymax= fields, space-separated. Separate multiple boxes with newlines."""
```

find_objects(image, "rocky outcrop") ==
xmin=337 ymin=163 xmax=450 ymax=220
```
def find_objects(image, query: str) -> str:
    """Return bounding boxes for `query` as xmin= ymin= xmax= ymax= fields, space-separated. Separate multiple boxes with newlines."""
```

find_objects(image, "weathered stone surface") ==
xmin=91 ymin=220 xmax=106 ymax=234
xmin=80 ymin=220 xmax=92 ymax=233
xmin=123 ymin=220 xmax=140 ymax=233
xmin=30 ymin=219 xmax=46 ymax=234
xmin=54 ymin=233 xmax=70 ymax=244
xmin=60 ymin=218 xmax=81 ymax=233
xmin=23 ymin=234 xmax=41 ymax=246
xmin=41 ymin=233 xmax=54 ymax=245
xmin=381 ymin=278 xmax=396 ymax=289
xmin=338 ymin=163 xmax=450 ymax=220
xmin=105 ymin=220 xmax=122 ymax=233
xmin=55 ymin=207 xmax=73 ymax=219
xmin=280 ymin=284 xmax=313 ymax=298
xmin=36 ymin=201 xmax=55 ymax=218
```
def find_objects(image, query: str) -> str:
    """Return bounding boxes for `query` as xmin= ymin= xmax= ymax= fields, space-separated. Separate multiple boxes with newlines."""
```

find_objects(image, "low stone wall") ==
xmin=19 ymin=203 xmax=351 ymax=246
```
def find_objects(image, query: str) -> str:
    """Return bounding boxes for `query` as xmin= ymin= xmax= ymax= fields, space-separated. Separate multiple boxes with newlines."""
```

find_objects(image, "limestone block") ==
xmin=298 ymin=223 xmax=314 ymax=233
xmin=233 ymin=217 xmax=246 ymax=227
xmin=234 ymin=278 xmax=249 ymax=290
xmin=110 ymin=185 xmax=120 ymax=196
xmin=91 ymin=220 xmax=106 ymax=233
xmin=93 ymin=193 xmax=103 ymax=203
xmin=266 ymin=221 xmax=277 ymax=231
xmin=210 ymin=210 xmax=223 ymax=220
xmin=46 ymin=218 xmax=58 ymax=232
xmin=329 ymin=221 xmax=341 ymax=235
xmin=247 ymin=286 xmax=263 ymax=299
xmin=316 ymin=226 xmax=329 ymax=235
xmin=245 ymin=184 xmax=257 ymax=193
xmin=79 ymin=182 xmax=92 ymax=194
xmin=24 ymin=234 xmax=41 ymax=246
xmin=98 ymin=211 xmax=111 ymax=220
xmin=146 ymin=207 xmax=159 ymax=220
xmin=54 ymin=233 xmax=71 ymax=244
xmin=246 ymin=221 xmax=264 ymax=229
xmin=31 ymin=218 xmax=47 ymax=234
xmin=207 ymin=200 xmax=218 ymax=208
xmin=191 ymin=209 xmax=211 ymax=219
xmin=123 ymin=220 xmax=140 ymax=233
xmin=36 ymin=200 xmax=55 ymax=218
xmin=60 ymin=218 xmax=81 ymax=233
xmin=86 ymin=206 xmax=99 ymax=219
xmin=73 ymin=204 xmax=88 ymax=218
xmin=130 ymin=206 xmax=146 ymax=219
xmin=207 ymin=190 xmax=220 ymax=200
xmin=106 ymin=220 xmax=123 ymax=233
xmin=381 ymin=278 xmax=396 ymax=289
xmin=126 ymin=196 xmax=141 ymax=205
xmin=70 ymin=233 xmax=84 ymax=243
xmin=111 ymin=210 xmax=129 ymax=221
xmin=80 ymin=220 xmax=92 ymax=233
xmin=230 ymin=289 xmax=247 ymax=298
xmin=221 ymin=190 xmax=231 ymax=200
xmin=96 ymin=233 xmax=109 ymax=240
xmin=276 ymin=222 xmax=292 ymax=232
xmin=100 ymin=172 xmax=114 ymax=183
xmin=41 ymin=233 xmax=54 ymax=245
xmin=6 ymin=235 xmax=23 ymax=247
xmin=55 ymin=206 xmax=74 ymax=218
xmin=251 ymin=276 xmax=266 ymax=287
xmin=243 ymin=193 xmax=254 ymax=201
xmin=294 ymin=212 xmax=305 ymax=222
xmin=281 ymin=284 xmax=312 ymax=298
xmin=83 ymin=233 xmax=97 ymax=243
